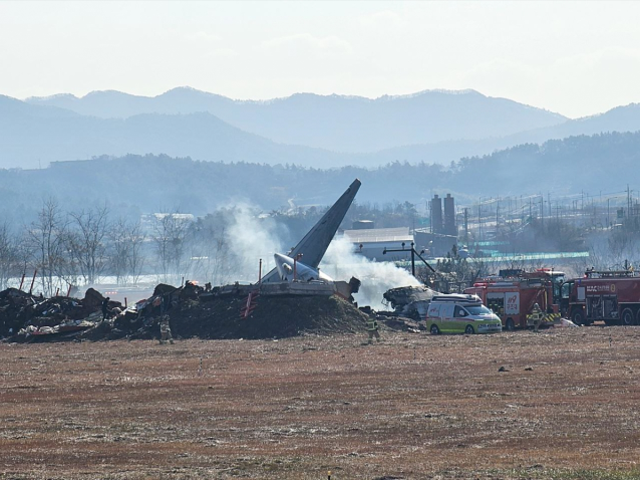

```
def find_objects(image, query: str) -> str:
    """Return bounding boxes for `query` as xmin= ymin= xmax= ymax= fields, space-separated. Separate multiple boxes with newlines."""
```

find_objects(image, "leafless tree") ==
xmin=151 ymin=212 xmax=192 ymax=284
xmin=110 ymin=218 xmax=146 ymax=285
xmin=0 ymin=222 xmax=19 ymax=290
xmin=25 ymin=198 xmax=70 ymax=296
xmin=67 ymin=205 xmax=111 ymax=284
xmin=188 ymin=219 xmax=231 ymax=285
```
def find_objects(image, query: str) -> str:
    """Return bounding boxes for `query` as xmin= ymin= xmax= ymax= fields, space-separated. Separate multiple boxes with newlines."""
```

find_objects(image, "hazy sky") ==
xmin=2 ymin=1 xmax=640 ymax=118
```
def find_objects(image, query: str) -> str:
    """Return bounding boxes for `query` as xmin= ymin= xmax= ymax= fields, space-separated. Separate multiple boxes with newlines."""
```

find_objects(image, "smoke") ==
xmin=221 ymin=206 xmax=420 ymax=308
xmin=321 ymin=236 xmax=421 ymax=310
xmin=225 ymin=204 xmax=286 ymax=282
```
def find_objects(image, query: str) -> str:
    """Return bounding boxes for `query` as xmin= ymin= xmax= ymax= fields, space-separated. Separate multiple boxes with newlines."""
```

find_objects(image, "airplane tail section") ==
xmin=262 ymin=178 xmax=361 ymax=283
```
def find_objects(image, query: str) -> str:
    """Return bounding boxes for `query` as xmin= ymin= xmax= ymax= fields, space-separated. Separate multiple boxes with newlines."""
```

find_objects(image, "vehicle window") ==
xmin=561 ymin=282 xmax=571 ymax=299
xmin=454 ymin=306 xmax=467 ymax=317
xmin=440 ymin=304 xmax=454 ymax=318
xmin=466 ymin=305 xmax=492 ymax=315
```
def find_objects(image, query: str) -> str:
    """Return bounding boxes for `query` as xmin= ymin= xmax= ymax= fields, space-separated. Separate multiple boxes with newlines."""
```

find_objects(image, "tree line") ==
xmin=0 ymin=195 xmax=432 ymax=296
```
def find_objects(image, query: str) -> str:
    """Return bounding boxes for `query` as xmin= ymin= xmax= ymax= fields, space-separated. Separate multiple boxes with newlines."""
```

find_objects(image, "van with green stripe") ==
xmin=426 ymin=294 xmax=502 ymax=335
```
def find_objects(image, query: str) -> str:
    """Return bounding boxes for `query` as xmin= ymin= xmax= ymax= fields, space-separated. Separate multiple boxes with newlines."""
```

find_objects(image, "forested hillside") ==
xmin=7 ymin=90 xmax=640 ymax=171
xmin=0 ymin=131 xmax=639 ymax=224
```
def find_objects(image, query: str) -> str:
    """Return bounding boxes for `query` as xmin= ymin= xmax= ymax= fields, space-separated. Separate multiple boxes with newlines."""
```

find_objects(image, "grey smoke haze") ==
xmin=224 ymin=204 xmax=285 ymax=284
xmin=209 ymin=205 xmax=418 ymax=308
xmin=322 ymin=237 xmax=420 ymax=309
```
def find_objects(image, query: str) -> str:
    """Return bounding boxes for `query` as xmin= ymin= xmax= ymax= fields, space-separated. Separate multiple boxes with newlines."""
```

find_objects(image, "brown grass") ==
xmin=2 ymin=327 xmax=640 ymax=479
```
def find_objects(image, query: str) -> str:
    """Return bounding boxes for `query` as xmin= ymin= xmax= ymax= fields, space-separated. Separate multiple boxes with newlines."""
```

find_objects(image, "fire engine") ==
xmin=560 ymin=270 xmax=640 ymax=326
xmin=464 ymin=269 xmax=563 ymax=331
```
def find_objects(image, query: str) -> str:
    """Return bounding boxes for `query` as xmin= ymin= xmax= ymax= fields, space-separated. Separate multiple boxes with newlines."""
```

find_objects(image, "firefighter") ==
xmin=101 ymin=297 xmax=110 ymax=321
xmin=159 ymin=315 xmax=174 ymax=344
xmin=367 ymin=317 xmax=381 ymax=344
xmin=529 ymin=303 xmax=544 ymax=332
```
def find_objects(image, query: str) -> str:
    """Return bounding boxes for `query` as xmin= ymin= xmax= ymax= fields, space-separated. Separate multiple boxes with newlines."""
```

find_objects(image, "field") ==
xmin=2 ymin=327 xmax=640 ymax=479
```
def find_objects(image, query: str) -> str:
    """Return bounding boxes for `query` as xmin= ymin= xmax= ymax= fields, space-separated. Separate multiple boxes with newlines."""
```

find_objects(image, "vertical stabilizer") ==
xmin=262 ymin=178 xmax=361 ymax=283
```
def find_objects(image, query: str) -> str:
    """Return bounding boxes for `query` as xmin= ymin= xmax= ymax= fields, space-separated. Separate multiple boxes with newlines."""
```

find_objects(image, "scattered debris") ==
xmin=382 ymin=285 xmax=439 ymax=319
xmin=2 ymin=281 xmax=372 ymax=343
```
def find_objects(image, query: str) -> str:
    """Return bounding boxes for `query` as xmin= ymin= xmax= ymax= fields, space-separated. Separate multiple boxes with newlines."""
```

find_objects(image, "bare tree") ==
xmin=0 ymin=222 xmax=19 ymax=290
xmin=151 ymin=212 xmax=192 ymax=284
xmin=26 ymin=198 xmax=69 ymax=296
xmin=188 ymin=217 xmax=231 ymax=285
xmin=110 ymin=218 xmax=146 ymax=285
xmin=67 ymin=205 xmax=111 ymax=284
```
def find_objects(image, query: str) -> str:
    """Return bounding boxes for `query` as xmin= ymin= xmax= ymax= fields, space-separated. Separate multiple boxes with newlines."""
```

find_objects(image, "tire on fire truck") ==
xmin=571 ymin=309 xmax=584 ymax=326
xmin=621 ymin=308 xmax=634 ymax=326
xmin=505 ymin=318 xmax=515 ymax=331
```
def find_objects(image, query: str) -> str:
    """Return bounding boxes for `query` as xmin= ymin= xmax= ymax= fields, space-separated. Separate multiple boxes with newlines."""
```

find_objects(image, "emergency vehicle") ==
xmin=426 ymin=293 xmax=502 ymax=335
xmin=560 ymin=270 xmax=640 ymax=326
xmin=464 ymin=269 xmax=562 ymax=331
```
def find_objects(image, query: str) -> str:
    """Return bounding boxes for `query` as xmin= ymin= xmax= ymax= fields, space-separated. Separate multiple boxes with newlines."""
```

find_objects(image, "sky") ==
xmin=1 ymin=1 xmax=640 ymax=118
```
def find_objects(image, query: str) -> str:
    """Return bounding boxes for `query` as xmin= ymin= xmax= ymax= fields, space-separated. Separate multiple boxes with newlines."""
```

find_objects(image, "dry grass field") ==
xmin=2 ymin=327 xmax=640 ymax=479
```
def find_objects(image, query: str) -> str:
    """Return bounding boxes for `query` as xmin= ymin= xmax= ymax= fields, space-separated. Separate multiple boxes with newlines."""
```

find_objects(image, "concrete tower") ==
xmin=431 ymin=194 xmax=443 ymax=234
xmin=444 ymin=193 xmax=457 ymax=237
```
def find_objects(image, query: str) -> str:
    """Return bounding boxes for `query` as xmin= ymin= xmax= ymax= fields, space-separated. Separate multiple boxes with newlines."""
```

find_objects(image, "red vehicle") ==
xmin=464 ymin=269 xmax=562 ymax=331
xmin=560 ymin=270 xmax=640 ymax=326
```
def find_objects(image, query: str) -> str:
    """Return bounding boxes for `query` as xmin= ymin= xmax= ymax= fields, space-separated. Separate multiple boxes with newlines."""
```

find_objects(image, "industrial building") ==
xmin=343 ymin=225 xmax=414 ymax=261
xmin=344 ymin=193 xmax=460 ymax=261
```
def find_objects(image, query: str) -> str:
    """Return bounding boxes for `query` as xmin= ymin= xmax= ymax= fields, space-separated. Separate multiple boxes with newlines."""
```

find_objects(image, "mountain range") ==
xmin=0 ymin=87 xmax=639 ymax=170
xmin=26 ymin=88 xmax=566 ymax=153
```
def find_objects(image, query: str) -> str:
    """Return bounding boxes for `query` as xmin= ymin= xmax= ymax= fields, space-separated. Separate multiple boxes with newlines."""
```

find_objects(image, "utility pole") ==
xmin=383 ymin=242 xmax=435 ymax=278
xmin=464 ymin=208 xmax=469 ymax=244
xmin=478 ymin=202 xmax=482 ymax=242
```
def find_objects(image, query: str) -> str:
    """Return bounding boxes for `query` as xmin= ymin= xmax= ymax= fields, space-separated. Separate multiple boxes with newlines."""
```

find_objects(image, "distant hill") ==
xmin=452 ymin=131 xmax=640 ymax=196
xmin=0 ymin=95 xmax=351 ymax=169
xmin=27 ymin=87 xmax=567 ymax=153
xmin=500 ymin=103 xmax=640 ymax=146
xmin=8 ymin=90 xmax=640 ymax=171
xmin=358 ymin=102 xmax=640 ymax=166
xmin=2 ymin=132 xmax=640 ymax=225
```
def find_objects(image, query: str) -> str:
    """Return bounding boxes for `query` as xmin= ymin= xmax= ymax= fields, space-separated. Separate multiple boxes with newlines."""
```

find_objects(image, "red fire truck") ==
xmin=464 ymin=269 xmax=562 ymax=331
xmin=560 ymin=270 xmax=640 ymax=326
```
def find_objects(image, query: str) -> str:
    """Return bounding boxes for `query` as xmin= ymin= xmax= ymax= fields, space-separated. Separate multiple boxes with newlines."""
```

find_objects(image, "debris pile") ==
xmin=382 ymin=285 xmax=439 ymax=319
xmin=0 ymin=287 xmax=123 ymax=340
xmin=1 ymin=281 xmax=371 ymax=342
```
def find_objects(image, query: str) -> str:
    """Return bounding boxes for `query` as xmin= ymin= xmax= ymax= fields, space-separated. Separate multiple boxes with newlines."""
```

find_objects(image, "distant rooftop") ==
xmin=343 ymin=227 xmax=413 ymax=244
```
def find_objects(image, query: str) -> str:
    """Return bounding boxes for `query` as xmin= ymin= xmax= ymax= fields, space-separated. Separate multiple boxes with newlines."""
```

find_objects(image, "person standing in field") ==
xmin=159 ymin=315 xmax=174 ymax=345
xmin=101 ymin=297 xmax=110 ymax=321
xmin=529 ymin=302 xmax=544 ymax=332
xmin=367 ymin=317 xmax=381 ymax=344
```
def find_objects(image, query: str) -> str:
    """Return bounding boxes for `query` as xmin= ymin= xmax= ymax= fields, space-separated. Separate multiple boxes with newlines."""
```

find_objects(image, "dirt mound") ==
xmin=3 ymin=282 xmax=372 ymax=342
xmin=164 ymin=294 xmax=369 ymax=340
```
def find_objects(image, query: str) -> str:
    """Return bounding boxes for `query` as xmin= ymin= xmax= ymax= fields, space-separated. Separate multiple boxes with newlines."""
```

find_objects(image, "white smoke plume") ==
xmin=321 ymin=236 xmax=421 ymax=310
xmin=220 ymin=206 xmax=420 ymax=308
xmin=225 ymin=204 xmax=285 ymax=283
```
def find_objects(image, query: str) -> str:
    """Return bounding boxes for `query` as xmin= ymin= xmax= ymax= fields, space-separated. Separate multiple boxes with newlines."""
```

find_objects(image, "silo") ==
xmin=444 ymin=193 xmax=457 ymax=237
xmin=431 ymin=195 xmax=443 ymax=234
